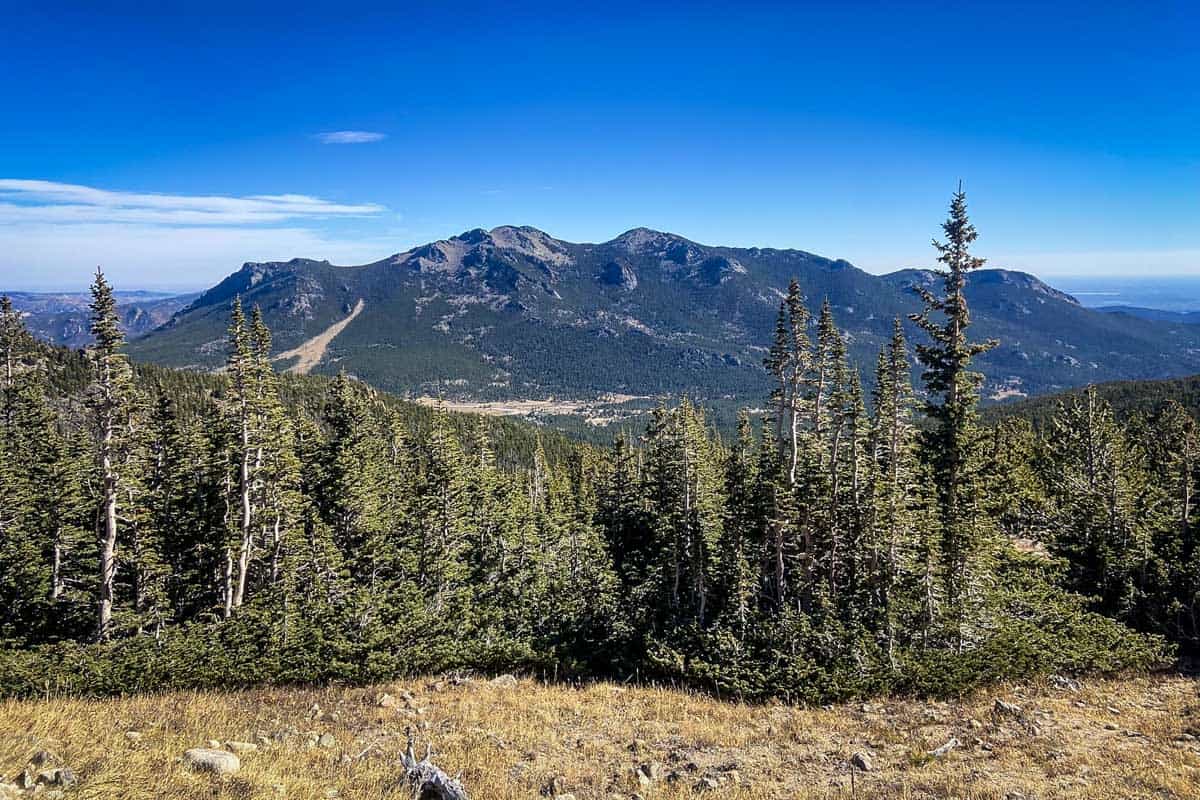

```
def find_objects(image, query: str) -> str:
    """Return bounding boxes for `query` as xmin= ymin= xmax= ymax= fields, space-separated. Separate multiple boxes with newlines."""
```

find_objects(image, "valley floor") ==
xmin=0 ymin=674 xmax=1197 ymax=799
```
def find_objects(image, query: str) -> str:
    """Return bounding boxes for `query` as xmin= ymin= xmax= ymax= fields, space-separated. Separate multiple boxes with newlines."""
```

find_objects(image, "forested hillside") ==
xmin=1 ymin=192 xmax=1195 ymax=704
xmin=987 ymin=371 xmax=1200 ymax=429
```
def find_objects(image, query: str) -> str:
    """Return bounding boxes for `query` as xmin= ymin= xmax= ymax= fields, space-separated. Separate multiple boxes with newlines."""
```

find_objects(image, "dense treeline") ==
xmin=0 ymin=192 xmax=1187 ymax=700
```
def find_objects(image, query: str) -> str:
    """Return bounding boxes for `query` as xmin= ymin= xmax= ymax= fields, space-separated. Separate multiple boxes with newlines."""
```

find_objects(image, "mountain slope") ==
xmin=983 ymin=370 xmax=1200 ymax=430
xmin=7 ymin=290 xmax=197 ymax=348
xmin=128 ymin=227 xmax=1200 ymax=402
xmin=1095 ymin=305 xmax=1200 ymax=324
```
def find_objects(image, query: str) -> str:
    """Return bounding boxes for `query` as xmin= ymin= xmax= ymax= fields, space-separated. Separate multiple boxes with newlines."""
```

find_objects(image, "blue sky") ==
xmin=1 ymin=1 xmax=1196 ymax=290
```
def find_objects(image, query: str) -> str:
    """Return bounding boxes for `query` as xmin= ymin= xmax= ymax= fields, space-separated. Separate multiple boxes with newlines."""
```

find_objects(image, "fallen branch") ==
xmin=401 ymin=728 xmax=469 ymax=800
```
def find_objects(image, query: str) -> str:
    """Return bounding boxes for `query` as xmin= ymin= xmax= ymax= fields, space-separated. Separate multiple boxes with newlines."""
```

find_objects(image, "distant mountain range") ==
xmin=1094 ymin=305 xmax=1200 ymax=324
xmin=7 ymin=291 xmax=198 ymax=349
xmin=15 ymin=226 xmax=1200 ymax=405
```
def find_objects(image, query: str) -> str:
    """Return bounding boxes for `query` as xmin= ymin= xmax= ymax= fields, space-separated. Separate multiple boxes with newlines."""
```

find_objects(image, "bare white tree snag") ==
xmin=401 ymin=729 xmax=469 ymax=800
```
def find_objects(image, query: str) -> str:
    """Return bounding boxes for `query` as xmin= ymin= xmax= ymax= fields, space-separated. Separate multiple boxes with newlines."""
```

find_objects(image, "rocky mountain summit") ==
xmin=127 ymin=226 xmax=1200 ymax=402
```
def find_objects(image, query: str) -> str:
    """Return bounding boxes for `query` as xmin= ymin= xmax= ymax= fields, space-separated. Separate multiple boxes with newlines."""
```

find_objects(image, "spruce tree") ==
xmin=909 ymin=187 xmax=998 ymax=646
xmin=87 ymin=268 xmax=140 ymax=640
xmin=1046 ymin=388 xmax=1158 ymax=623
xmin=718 ymin=411 xmax=764 ymax=636
xmin=866 ymin=320 xmax=921 ymax=663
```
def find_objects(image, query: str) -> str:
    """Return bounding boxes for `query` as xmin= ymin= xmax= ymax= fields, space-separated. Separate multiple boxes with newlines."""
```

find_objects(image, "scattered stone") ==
xmin=1106 ymin=705 xmax=1122 ymax=716
xmin=206 ymin=739 xmax=222 ymax=749
xmin=36 ymin=768 xmax=75 ymax=788
xmin=635 ymin=762 xmax=662 ymax=785
xmin=725 ymin=769 xmax=741 ymax=785
xmin=1104 ymin=722 xmax=1119 ymax=731
xmin=928 ymin=737 xmax=960 ymax=758
xmin=1050 ymin=674 xmax=1081 ymax=692
xmin=376 ymin=693 xmax=398 ymax=709
xmin=553 ymin=795 xmax=577 ymax=800
xmin=277 ymin=725 xmax=300 ymax=742
xmin=323 ymin=788 xmax=339 ymax=798
xmin=14 ymin=770 xmax=34 ymax=790
xmin=994 ymin=699 xmax=1024 ymax=717
xmin=225 ymin=741 xmax=258 ymax=754
xmin=29 ymin=751 xmax=56 ymax=768
xmin=543 ymin=775 xmax=568 ymax=796
xmin=183 ymin=748 xmax=241 ymax=775
xmin=693 ymin=777 xmax=720 ymax=792
xmin=125 ymin=731 xmax=142 ymax=743
xmin=318 ymin=733 xmax=337 ymax=749
xmin=850 ymin=751 xmax=873 ymax=771
xmin=628 ymin=738 xmax=647 ymax=753
xmin=490 ymin=674 xmax=518 ymax=687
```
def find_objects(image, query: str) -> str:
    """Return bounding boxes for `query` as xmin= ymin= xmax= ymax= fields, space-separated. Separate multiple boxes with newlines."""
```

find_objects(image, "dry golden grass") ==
xmin=1 ymin=673 xmax=1197 ymax=799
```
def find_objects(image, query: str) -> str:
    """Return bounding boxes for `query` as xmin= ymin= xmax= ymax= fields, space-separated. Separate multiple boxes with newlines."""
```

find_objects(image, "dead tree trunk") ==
xmin=401 ymin=730 xmax=469 ymax=800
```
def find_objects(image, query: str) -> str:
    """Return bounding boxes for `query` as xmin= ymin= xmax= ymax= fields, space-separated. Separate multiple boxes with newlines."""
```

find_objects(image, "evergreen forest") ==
xmin=1 ymin=191 xmax=1193 ymax=702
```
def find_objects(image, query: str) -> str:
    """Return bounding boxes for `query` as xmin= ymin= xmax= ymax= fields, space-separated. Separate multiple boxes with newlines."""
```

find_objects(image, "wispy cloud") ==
xmin=0 ymin=179 xmax=395 ymax=290
xmin=316 ymin=130 xmax=387 ymax=144
xmin=0 ymin=179 xmax=385 ymax=226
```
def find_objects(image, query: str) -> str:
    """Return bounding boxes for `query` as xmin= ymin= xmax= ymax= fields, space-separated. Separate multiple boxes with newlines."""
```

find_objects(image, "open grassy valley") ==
xmin=2 ymin=674 xmax=1198 ymax=800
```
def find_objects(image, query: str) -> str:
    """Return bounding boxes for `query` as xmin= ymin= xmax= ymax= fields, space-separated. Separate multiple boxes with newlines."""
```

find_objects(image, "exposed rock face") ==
xmin=693 ymin=255 xmax=746 ymax=285
xmin=183 ymin=748 xmax=241 ymax=775
xmin=598 ymin=259 xmax=638 ymax=290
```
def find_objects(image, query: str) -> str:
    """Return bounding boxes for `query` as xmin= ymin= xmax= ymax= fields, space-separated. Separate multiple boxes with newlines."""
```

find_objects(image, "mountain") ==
xmin=7 ymin=290 xmax=198 ymax=349
xmin=127 ymin=226 xmax=1200 ymax=403
xmin=1094 ymin=305 xmax=1200 ymax=324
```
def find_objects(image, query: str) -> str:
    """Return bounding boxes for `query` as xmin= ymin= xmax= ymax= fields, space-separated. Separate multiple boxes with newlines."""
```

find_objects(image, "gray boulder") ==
xmin=183 ymin=748 xmax=241 ymax=775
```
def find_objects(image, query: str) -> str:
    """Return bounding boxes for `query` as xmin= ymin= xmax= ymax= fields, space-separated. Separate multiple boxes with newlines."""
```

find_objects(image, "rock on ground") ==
xmin=183 ymin=748 xmax=241 ymax=775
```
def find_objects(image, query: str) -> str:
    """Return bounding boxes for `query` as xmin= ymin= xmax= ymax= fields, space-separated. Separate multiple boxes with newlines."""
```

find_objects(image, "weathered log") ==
xmin=401 ymin=729 xmax=469 ymax=800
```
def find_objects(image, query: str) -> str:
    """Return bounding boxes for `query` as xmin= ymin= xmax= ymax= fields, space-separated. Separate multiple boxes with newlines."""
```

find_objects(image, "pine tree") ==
xmin=87 ymin=268 xmax=141 ymax=640
xmin=249 ymin=307 xmax=302 ymax=592
xmin=718 ymin=411 xmax=764 ymax=636
xmin=643 ymin=401 xmax=724 ymax=627
xmin=0 ymin=299 xmax=59 ymax=642
xmin=1046 ymin=388 xmax=1159 ymax=623
xmin=866 ymin=320 xmax=922 ymax=663
xmin=223 ymin=298 xmax=257 ymax=615
xmin=414 ymin=406 xmax=471 ymax=613
xmin=909 ymin=187 xmax=998 ymax=646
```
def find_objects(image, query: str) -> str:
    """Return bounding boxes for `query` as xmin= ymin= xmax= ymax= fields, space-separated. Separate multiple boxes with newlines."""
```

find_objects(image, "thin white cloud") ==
xmin=316 ymin=130 xmax=387 ymax=144
xmin=0 ymin=179 xmax=384 ymax=226
xmin=0 ymin=222 xmax=402 ymax=291
xmin=0 ymin=179 xmax=396 ymax=290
